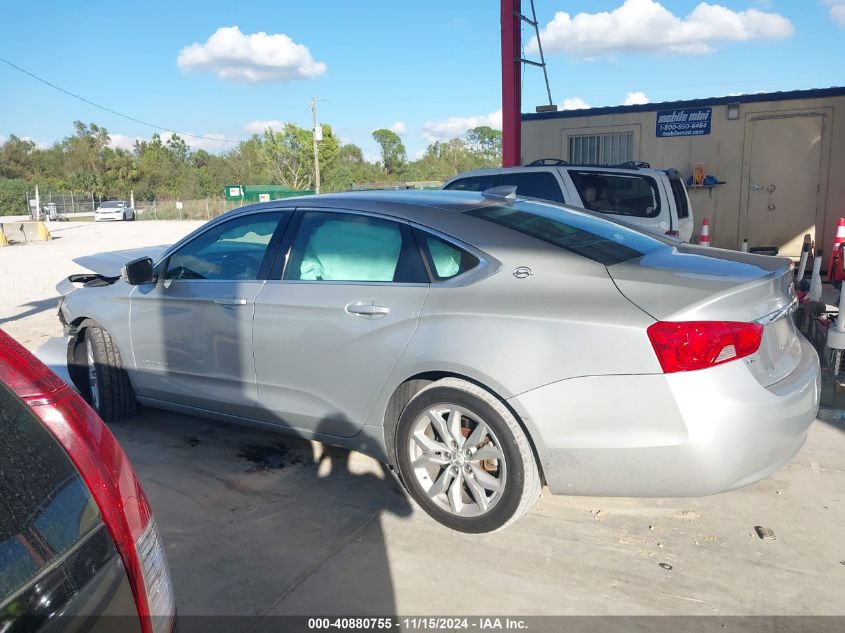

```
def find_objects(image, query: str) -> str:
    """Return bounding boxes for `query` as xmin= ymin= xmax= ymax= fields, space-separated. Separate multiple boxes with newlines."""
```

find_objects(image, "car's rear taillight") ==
xmin=665 ymin=230 xmax=680 ymax=238
xmin=646 ymin=320 xmax=764 ymax=373
xmin=0 ymin=329 xmax=175 ymax=633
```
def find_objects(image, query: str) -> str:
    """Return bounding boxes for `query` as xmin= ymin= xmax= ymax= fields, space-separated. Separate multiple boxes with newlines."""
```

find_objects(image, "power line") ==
xmin=0 ymin=55 xmax=241 ymax=144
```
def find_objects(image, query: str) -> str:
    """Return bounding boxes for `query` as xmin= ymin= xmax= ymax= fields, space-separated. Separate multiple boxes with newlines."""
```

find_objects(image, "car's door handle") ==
xmin=345 ymin=302 xmax=390 ymax=318
xmin=214 ymin=297 xmax=247 ymax=307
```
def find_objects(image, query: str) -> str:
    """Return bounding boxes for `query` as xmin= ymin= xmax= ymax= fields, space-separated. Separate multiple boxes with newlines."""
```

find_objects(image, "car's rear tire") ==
xmin=395 ymin=377 xmax=540 ymax=533
xmin=79 ymin=324 xmax=137 ymax=421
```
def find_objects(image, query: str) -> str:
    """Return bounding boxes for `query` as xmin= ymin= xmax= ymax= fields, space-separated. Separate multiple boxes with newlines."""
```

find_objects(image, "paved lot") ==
xmin=2 ymin=221 xmax=844 ymax=623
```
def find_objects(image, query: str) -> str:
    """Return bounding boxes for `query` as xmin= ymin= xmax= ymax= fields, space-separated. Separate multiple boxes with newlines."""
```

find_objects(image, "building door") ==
xmin=745 ymin=114 xmax=824 ymax=258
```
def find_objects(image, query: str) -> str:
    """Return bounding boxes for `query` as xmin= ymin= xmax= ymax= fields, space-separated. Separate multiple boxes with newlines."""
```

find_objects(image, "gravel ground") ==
xmin=0 ymin=220 xmax=204 ymax=348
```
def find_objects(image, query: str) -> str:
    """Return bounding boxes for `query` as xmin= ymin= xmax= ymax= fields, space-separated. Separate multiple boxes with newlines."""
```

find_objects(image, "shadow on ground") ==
xmin=0 ymin=297 xmax=59 ymax=326
xmin=108 ymin=408 xmax=411 ymax=632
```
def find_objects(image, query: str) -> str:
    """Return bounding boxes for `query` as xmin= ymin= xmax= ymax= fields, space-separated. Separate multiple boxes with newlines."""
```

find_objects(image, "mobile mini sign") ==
xmin=656 ymin=107 xmax=712 ymax=137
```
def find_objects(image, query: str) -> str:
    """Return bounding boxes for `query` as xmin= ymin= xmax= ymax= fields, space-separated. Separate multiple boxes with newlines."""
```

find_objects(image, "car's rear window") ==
xmin=466 ymin=200 xmax=666 ymax=266
xmin=0 ymin=384 xmax=101 ymax=602
xmin=669 ymin=177 xmax=690 ymax=219
xmin=569 ymin=171 xmax=660 ymax=219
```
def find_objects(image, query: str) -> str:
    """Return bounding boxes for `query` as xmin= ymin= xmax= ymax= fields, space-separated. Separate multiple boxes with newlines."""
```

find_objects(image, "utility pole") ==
xmin=310 ymin=97 xmax=321 ymax=194
xmin=501 ymin=0 xmax=521 ymax=167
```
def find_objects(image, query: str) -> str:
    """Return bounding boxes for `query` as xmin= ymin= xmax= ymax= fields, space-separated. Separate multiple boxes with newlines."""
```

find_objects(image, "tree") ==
xmin=372 ymin=129 xmax=407 ymax=175
xmin=466 ymin=126 xmax=502 ymax=165
xmin=262 ymin=124 xmax=313 ymax=190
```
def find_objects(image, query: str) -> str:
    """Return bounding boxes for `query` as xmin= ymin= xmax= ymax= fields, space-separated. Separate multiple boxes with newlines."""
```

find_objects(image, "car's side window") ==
xmin=163 ymin=212 xmax=284 ymax=281
xmin=443 ymin=175 xmax=497 ymax=192
xmin=284 ymin=211 xmax=427 ymax=283
xmin=569 ymin=171 xmax=660 ymax=218
xmin=499 ymin=172 xmax=565 ymax=203
xmin=414 ymin=229 xmax=480 ymax=282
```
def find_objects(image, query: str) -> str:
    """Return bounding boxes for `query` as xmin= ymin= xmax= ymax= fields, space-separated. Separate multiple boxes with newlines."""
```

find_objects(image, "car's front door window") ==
xmin=284 ymin=211 xmax=427 ymax=283
xmin=164 ymin=213 xmax=284 ymax=281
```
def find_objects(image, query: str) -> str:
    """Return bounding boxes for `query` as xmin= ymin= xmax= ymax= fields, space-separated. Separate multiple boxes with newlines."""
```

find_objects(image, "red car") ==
xmin=0 ymin=329 xmax=175 ymax=632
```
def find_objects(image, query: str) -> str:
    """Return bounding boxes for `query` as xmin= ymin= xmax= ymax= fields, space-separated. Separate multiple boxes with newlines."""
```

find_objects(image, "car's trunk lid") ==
xmin=608 ymin=244 xmax=800 ymax=386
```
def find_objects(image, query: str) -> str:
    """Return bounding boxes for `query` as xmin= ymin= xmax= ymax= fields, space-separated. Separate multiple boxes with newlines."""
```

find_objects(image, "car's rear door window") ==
xmin=466 ymin=200 xmax=666 ymax=266
xmin=443 ymin=175 xmax=497 ymax=192
xmin=498 ymin=172 xmax=565 ymax=203
xmin=569 ymin=171 xmax=660 ymax=218
xmin=164 ymin=212 xmax=285 ymax=281
xmin=445 ymin=172 xmax=565 ymax=204
xmin=284 ymin=211 xmax=427 ymax=283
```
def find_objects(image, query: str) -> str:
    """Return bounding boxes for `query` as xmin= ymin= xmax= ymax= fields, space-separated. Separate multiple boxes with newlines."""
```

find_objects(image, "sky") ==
xmin=0 ymin=0 xmax=843 ymax=162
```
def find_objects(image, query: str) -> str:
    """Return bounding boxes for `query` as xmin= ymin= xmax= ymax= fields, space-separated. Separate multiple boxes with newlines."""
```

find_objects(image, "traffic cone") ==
xmin=828 ymin=219 xmax=845 ymax=279
xmin=740 ymin=238 xmax=748 ymax=252
xmin=698 ymin=218 xmax=710 ymax=247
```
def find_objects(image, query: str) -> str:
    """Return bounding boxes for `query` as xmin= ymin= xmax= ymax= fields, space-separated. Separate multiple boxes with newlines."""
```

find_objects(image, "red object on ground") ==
xmin=698 ymin=218 xmax=711 ymax=246
xmin=0 ymin=329 xmax=175 ymax=633
xmin=501 ymin=0 xmax=521 ymax=167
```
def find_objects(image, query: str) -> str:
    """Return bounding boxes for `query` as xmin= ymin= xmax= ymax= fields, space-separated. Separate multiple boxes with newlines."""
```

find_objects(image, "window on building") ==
xmin=568 ymin=131 xmax=634 ymax=165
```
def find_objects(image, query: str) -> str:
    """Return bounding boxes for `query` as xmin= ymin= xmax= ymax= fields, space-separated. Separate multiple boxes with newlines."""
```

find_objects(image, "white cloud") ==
xmin=159 ymin=131 xmax=232 ymax=153
xmin=561 ymin=97 xmax=591 ymax=110
xmin=422 ymin=109 xmax=502 ymax=142
xmin=108 ymin=133 xmax=142 ymax=151
xmin=823 ymin=1 xmax=845 ymax=25
xmin=107 ymin=131 xmax=233 ymax=154
xmin=390 ymin=121 xmax=407 ymax=135
xmin=244 ymin=119 xmax=286 ymax=134
xmin=177 ymin=26 xmax=327 ymax=83
xmin=528 ymin=0 xmax=794 ymax=57
xmin=623 ymin=91 xmax=650 ymax=105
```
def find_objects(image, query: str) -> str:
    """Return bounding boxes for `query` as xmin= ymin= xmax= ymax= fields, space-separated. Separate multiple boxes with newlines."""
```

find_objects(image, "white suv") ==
xmin=443 ymin=160 xmax=694 ymax=242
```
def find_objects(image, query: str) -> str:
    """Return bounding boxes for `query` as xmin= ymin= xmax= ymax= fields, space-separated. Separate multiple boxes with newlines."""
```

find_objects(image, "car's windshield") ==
xmin=98 ymin=201 xmax=124 ymax=208
xmin=466 ymin=200 xmax=667 ymax=266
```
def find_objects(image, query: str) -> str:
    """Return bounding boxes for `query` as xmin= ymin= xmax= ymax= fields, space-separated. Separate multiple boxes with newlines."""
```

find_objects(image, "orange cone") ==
xmin=828 ymin=218 xmax=845 ymax=279
xmin=698 ymin=218 xmax=710 ymax=247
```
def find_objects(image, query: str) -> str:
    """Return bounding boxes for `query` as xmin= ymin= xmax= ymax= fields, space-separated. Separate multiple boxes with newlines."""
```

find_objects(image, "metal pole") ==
xmin=501 ymin=0 xmax=521 ymax=167
xmin=796 ymin=239 xmax=810 ymax=281
xmin=311 ymin=97 xmax=321 ymax=194
xmin=529 ymin=0 xmax=553 ymax=107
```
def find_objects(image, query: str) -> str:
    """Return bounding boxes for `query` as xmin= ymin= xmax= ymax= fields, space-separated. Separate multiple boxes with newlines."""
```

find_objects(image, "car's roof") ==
xmin=228 ymin=189 xmax=500 ymax=219
xmin=443 ymin=165 xmax=666 ymax=181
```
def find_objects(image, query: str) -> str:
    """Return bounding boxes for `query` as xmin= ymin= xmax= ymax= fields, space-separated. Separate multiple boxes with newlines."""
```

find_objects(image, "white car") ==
xmin=94 ymin=200 xmax=135 ymax=221
xmin=443 ymin=160 xmax=694 ymax=242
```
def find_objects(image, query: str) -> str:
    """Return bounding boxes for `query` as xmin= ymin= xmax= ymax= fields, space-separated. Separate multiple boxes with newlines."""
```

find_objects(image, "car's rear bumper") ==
xmin=509 ymin=335 xmax=820 ymax=497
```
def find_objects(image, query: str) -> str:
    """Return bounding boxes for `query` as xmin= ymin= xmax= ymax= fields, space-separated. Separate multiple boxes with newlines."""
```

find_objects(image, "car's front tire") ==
xmin=395 ymin=378 xmax=541 ymax=533
xmin=77 ymin=324 xmax=138 ymax=421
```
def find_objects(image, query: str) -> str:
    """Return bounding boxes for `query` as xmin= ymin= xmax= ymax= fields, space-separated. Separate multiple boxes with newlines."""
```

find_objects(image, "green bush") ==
xmin=0 ymin=179 xmax=30 ymax=216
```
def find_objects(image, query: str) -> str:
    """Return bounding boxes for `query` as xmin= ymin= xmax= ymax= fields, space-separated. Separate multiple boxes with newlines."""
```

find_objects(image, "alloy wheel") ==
xmin=407 ymin=404 xmax=507 ymax=518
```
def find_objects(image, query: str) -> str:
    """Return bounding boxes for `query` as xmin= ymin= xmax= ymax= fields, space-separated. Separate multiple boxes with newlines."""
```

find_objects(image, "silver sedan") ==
xmin=57 ymin=190 xmax=819 ymax=532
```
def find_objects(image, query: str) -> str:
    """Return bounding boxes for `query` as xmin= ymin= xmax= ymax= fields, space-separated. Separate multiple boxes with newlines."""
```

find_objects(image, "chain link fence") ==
xmin=22 ymin=191 xmax=237 ymax=222
xmin=25 ymin=190 xmax=97 ymax=220
xmin=135 ymin=198 xmax=236 ymax=221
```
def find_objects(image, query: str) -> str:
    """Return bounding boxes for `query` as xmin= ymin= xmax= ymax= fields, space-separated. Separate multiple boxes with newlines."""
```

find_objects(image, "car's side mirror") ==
xmin=122 ymin=257 xmax=155 ymax=285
